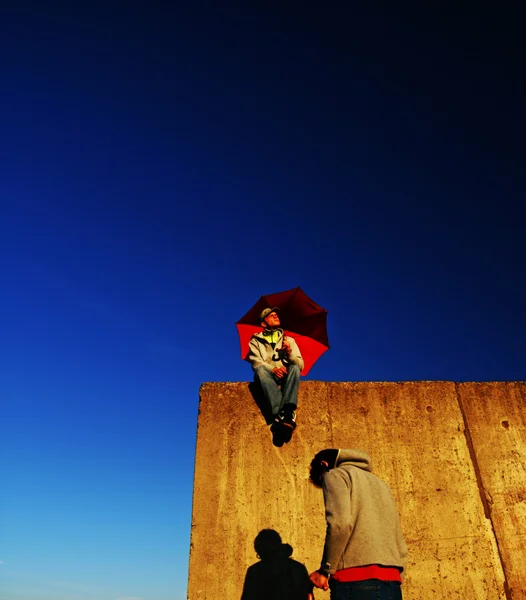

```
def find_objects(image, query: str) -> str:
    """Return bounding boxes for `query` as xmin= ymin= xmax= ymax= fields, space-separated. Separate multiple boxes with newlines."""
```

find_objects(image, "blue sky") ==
xmin=1 ymin=3 xmax=525 ymax=600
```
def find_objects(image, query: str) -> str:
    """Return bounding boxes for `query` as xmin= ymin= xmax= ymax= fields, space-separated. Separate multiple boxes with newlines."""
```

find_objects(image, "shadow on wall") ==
xmin=241 ymin=529 xmax=314 ymax=600
xmin=248 ymin=382 xmax=274 ymax=425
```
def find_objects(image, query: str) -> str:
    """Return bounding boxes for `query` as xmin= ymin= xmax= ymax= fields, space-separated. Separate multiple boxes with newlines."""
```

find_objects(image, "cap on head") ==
xmin=259 ymin=307 xmax=280 ymax=322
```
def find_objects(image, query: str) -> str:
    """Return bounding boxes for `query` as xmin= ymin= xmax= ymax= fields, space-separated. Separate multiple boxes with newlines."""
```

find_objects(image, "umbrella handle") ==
xmin=280 ymin=334 xmax=291 ymax=366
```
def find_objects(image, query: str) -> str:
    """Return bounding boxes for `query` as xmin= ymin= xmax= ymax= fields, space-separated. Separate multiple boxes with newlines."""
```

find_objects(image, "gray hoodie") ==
xmin=320 ymin=449 xmax=408 ymax=575
xmin=248 ymin=329 xmax=304 ymax=372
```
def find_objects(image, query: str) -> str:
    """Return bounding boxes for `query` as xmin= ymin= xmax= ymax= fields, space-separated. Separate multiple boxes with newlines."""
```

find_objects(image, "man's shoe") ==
xmin=277 ymin=410 xmax=296 ymax=443
xmin=282 ymin=410 xmax=297 ymax=430
xmin=270 ymin=421 xmax=285 ymax=447
xmin=274 ymin=411 xmax=286 ymax=424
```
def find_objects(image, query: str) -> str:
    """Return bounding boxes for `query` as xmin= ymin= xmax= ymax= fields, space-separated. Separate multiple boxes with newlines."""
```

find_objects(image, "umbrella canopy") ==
xmin=236 ymin=287 xmax=329 ymax=376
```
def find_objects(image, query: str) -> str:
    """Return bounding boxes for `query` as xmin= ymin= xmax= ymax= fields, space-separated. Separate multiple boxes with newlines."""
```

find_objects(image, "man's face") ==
xmin=309 ymin=459 xmax=331 ymax=487
xmin=264 ymin=311 xmax=281 ymax=328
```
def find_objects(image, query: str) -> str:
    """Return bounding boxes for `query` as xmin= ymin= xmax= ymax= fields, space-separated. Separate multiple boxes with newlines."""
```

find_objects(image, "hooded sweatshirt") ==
xmin=248 ymin=329 xmax=304 ymax=372
xmin=320 ymin=449 xmax=408 ymax=575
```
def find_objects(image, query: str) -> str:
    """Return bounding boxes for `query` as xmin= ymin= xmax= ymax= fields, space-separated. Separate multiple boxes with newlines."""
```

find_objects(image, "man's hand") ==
xmin=282 ymin=338 xmax=291 ymax=354
xmin=309 ymin=570 xmax=329 ymax=591
xmin=273 ymin=367 xmax=288 ymax=379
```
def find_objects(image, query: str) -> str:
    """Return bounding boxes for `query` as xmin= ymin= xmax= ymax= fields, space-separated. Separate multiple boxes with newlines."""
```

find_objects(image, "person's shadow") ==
xmin=241 ymin=529 xmax=314 ymax=600
xmin=248 ymin=382 xmax=274 ymax=425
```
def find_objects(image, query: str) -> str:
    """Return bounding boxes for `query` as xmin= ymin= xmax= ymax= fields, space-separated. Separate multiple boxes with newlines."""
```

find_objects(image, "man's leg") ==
xmin=254 ymin=366 xmax=282 ymax=417
xmin=280 ymin=364 xmax=300 ymax=411
xmin=278 ymin=364 xmax=300 ymax=430
xmin=385 ymin=581 xmax=403 ymax=600
xmin=328 ymin=579 xmax=346 ymax=600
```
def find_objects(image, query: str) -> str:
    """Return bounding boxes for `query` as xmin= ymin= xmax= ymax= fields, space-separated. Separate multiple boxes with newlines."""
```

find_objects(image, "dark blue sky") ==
xmin=1 ymin=3 xmax=525 ymax=599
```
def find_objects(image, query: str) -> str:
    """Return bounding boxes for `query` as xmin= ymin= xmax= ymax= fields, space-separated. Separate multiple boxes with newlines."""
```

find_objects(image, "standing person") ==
xmin=248 ymin=307 xmax=304 ymax=434
xmin=309 ymin=449 xmax=408 ymax=600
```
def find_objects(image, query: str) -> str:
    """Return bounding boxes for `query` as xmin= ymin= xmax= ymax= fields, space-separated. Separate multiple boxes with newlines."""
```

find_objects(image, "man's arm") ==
xmin=320 ymin=468 xmax=353 ymax=575
xmin=248 ymin=337 xmax=273 ymax=371
xmin=282 ymin=337 xmax=304 ymax=371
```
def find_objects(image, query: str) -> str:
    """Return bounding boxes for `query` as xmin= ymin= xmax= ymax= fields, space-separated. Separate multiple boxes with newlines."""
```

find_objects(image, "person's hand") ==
xmin=273 ymin=367 xmax=288 ymax=379
xmin=309 ymin=570 xmax=329 ymax=591
xmin=282 ymin=338 xmax=291 ymax=354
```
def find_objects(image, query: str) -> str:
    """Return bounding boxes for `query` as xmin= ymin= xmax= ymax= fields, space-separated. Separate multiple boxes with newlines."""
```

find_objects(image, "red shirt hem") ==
xmin=332 ymin=565 xmax=402 ymax=583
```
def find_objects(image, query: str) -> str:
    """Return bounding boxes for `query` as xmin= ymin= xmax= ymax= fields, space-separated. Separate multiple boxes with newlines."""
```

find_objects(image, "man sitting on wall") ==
xmin=248 ymin=307 xmax=304 ymax=436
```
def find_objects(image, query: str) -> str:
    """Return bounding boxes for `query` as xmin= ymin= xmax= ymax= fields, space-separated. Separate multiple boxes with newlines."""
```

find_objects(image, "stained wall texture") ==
xmin=189 ymin=382 xmax=526 ymax=600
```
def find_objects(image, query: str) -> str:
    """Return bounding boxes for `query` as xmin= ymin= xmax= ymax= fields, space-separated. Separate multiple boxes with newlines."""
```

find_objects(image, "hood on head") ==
xmin=335 ymin=448 xmax=373 ymax=472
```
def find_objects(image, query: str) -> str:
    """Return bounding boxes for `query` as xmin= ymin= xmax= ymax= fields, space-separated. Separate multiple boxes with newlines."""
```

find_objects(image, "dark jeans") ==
xmin=253 ymin=364 xmax=300 ymax=416
xmin=329 ymin=579 xmax=402 ymax=600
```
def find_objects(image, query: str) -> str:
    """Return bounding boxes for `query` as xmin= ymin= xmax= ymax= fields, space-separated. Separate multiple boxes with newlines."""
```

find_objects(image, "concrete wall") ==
xmin=189 ymin=382 xmax=526 ymax=600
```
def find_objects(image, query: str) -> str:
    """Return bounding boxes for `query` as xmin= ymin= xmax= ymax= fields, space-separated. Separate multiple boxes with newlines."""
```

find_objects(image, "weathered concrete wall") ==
xmin=189 ymin=382 xmax=526 ymax=600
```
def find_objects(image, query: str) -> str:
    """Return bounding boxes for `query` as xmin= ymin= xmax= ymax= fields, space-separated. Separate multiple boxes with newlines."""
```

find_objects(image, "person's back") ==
xmin=309 ymin=448 xmax=407 ymax=599
xmin=323 ymin=459 xmax=407 ymax=571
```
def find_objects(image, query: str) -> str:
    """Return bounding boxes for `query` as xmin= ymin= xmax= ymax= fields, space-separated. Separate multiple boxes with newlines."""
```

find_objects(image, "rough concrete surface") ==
xmin=457 ymin=383 xmax=526 ymax=599
xmin=189 ymin=381 xmax=525 ymax=600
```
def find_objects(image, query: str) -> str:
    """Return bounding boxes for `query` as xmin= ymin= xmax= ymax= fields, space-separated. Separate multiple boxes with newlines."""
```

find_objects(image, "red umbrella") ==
xmin=236 ymin=287 xmax=329 ymax=376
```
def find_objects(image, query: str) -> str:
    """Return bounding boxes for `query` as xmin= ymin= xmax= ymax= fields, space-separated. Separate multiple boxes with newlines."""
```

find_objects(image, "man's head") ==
xmin=260 ymin=307 xmax=281 ymax=329
xmin=309 ymin=449 xmax=339 ymax=487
